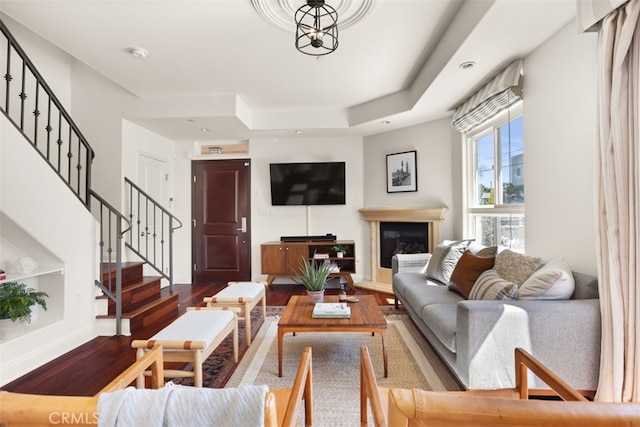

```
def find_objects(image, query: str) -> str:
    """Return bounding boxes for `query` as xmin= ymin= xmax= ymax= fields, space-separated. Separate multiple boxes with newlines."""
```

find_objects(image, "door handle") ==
xmin=236 ymin=217 xmax=247 ymax=233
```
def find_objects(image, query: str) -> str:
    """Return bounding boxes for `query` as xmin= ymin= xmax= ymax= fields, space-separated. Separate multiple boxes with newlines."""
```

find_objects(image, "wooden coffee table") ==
xmin=278 ymin=294 xmax=388 ymax=377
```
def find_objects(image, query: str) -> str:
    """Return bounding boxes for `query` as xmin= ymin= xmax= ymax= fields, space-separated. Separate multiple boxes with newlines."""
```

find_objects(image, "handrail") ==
xmin=0 ymin=18 xmax=95 ymax=208
xmin=124 ymin=177 xmax=182 ymax=291
xmin=90 ymin=190 xmax=131 ymax=336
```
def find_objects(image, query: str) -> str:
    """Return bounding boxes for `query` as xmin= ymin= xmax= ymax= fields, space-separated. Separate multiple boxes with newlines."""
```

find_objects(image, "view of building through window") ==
xmin=466 ymin=102 xmax=524 ymax=252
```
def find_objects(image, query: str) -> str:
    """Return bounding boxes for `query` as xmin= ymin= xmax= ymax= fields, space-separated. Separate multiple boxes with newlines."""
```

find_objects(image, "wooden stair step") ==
xmin=100 ymin=262 xmax=145 ymax=288
xmin=96 ymin=292 xmax=180 ymax=334
xmin=97 ymin=276 xmax=163 ymax=314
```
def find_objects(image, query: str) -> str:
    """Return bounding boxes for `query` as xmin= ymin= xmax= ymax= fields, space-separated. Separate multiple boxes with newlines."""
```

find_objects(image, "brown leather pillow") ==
xmin=448 ymin=250 xmax=495 ymax=298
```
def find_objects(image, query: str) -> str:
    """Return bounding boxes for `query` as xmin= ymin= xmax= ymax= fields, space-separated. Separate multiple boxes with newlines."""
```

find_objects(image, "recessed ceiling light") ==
xmin=200 ymin=128 xmax=210 ymax=132
xmin=295 ymin=130 xmax=304 ymax=134
xmin=129 ymin=47 xmax=148 ymax=59
xmin=459 ymin=61 xmax=475 ymax=70
xmin=381 ymin=120 xmax=390 ymax=125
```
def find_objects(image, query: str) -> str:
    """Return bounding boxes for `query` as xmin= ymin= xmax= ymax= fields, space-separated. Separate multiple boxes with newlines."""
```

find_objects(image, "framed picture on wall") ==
xmin=386 ymin=150 xmax=417 ymax=193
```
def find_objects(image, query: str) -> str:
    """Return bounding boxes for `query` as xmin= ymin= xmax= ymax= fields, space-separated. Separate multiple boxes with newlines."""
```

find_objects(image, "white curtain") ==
xmin=595 ymin=0 xmax=640 ymax=402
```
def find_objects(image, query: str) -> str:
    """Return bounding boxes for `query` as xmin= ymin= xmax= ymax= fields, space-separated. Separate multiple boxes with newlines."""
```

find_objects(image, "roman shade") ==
xmin=451 ymin=59 xmax=523 ymax=133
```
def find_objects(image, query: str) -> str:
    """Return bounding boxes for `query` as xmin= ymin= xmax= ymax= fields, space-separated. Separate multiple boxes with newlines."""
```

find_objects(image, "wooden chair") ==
xmin=0 ymin=345 xmax=313 ymax=427
xmin=360 ymin=345 xmax=640 ymax=427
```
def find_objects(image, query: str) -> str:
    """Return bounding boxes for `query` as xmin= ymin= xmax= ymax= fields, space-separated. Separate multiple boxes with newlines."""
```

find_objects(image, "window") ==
xmin=464 ymin=101 xmax=524 ymax=252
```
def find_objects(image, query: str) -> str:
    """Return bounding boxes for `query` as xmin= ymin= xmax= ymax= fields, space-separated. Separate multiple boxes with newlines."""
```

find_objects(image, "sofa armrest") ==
xmin=456 ymin=299 xmax=601 ymax=391
xmin=392 ymin=253 xmax=431 ymax=275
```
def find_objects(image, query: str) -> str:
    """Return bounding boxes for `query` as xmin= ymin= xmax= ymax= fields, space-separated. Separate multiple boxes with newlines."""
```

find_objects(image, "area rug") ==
xmin=225 ymin=313 xmax=462 ymax=426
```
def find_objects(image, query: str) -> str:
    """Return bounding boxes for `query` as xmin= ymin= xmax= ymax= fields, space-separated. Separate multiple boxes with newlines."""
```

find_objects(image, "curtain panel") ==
xmin=450 ymin=59 xmax=523 ymax=133
xmin=594 ymin=0 xmax=640 ymax=402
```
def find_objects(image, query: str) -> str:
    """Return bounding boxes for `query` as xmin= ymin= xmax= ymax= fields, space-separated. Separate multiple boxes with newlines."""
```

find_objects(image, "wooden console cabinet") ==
xmin=261 ymin=240 xmax=356 ymax=289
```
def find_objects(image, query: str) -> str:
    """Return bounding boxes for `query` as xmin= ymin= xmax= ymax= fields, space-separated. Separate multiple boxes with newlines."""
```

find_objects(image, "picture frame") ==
xmin=386 ymin=150 xmax=417 ymax=193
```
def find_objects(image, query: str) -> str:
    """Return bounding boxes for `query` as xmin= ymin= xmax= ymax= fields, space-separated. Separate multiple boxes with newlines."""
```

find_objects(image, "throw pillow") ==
xmin=493 ymin=249 xmax=542 ymax=286
xmin=469 ymin=269 xmax=518 ymax=300
xmin=424 ymin=242 xmax=466 ymax=284
xmin=518 ymin=258 xmax=575 ymax=300
xmin=447 ymin=250 xmax=495 ymax=298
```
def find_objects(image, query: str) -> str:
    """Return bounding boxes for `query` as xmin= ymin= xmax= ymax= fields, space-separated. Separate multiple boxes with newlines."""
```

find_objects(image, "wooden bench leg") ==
xmin=194 ymin=350 xmax=203 ymax=387
xmin=244 ymin=302 xmax=252 ymax=346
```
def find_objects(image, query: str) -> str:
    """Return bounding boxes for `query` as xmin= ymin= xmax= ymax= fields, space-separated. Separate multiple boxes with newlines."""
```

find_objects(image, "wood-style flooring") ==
xmin=0 ymin=283 xmax=393 ymax=396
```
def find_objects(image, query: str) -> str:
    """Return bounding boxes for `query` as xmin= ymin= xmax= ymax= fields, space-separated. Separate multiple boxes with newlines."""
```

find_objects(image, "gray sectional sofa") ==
xmin=392 ymin=250 xmax=601 ymax=393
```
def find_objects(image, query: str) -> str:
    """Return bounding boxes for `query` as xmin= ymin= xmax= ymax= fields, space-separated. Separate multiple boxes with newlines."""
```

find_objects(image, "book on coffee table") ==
xmin=312 ymin=302 xmax=351 ymax=318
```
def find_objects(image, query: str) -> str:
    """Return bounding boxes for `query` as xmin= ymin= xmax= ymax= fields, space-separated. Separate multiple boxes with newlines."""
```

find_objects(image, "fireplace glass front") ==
xmin=379 ymin=222 xmax=428 ymax=268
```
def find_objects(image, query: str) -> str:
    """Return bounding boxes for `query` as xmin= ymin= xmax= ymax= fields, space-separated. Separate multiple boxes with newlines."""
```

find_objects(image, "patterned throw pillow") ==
xmin=469 ymin=269 xmax=518 ymax=300
xmin=493 ymin=249 xmax=542 ymax=286
xmin=423 ymin=242 xmax=466 ymax=284
xmin=518 ymin=258 xmax=575 ymax=300
xmin=447 ymin=250 xmax=495 ymax=298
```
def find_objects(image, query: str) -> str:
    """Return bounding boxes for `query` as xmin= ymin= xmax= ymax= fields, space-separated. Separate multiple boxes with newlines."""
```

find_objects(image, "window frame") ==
xmin=462 ymin=100 xmax=525 ymax=250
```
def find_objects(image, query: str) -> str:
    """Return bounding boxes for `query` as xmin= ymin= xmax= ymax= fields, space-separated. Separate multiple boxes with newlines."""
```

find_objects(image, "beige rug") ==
xmin=226 ymin=314 xmax=461 ymax=426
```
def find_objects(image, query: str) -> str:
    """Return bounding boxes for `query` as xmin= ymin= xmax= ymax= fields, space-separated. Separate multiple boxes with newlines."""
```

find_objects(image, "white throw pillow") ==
xmin=518 ymin=258 xmax=575 ymax=300
xmin=423 ymin=241 xmax=468 ymax=284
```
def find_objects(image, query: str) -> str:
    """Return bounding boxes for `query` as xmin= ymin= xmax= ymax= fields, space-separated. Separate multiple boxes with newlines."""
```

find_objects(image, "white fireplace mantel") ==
xmin=359 ymin=206 xmax=448 ymax=285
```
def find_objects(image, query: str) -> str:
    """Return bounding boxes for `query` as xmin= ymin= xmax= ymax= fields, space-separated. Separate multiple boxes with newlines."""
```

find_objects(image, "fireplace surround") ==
xmin=359 ymin=206 xmax=448 ymax=285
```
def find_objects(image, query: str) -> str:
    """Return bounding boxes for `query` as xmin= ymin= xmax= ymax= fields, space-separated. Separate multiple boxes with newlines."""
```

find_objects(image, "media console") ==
xmin=280 ymin=233 xmax=336 ymax=242
xmin=261 ymin=240 xmax=355 ymax=290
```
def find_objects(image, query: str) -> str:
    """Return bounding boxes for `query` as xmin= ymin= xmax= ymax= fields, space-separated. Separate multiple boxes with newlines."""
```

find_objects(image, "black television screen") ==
xmin=269 ymin=162 xmax=346 ymax=206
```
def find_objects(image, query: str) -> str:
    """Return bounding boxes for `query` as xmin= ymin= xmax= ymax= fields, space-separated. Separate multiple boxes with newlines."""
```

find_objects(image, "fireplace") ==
xmin=359 ymin=206 xmax=448 ymax=285
xmin=379 ymin=222 xmax=428 ymax=268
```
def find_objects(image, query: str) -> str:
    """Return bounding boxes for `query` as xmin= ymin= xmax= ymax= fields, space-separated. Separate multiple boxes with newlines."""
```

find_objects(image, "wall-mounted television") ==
xmin=269 ymin=162 xmax=346 ymax=206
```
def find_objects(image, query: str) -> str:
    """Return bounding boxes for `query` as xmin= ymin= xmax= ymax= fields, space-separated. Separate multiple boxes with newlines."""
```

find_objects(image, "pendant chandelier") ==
xmin=295 ymin=0 xmax=338 ymax=56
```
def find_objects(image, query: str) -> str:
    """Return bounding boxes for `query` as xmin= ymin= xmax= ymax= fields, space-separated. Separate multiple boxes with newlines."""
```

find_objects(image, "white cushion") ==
xmin=518 ymin=258 xmax=575 ymax=300
xmin=151 ymin=310 xmax=234 ymax=345
xmin=423 ymin=241 xmax=467 ymax=284
xmin=215 ymin=282 xmax=264 ymax=299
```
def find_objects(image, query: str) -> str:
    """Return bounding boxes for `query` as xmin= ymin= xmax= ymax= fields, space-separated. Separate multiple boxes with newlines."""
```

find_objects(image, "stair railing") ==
xmin=90 ymin=190 xmax=131 ymax=336
xmin=124 ymin=177 xmax=183 ymax=291
xmin=0 ymin=19 xmax=94 ymax=208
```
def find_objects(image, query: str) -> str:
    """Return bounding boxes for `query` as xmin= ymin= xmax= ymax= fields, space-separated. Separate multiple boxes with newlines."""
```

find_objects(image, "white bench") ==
xmin=131 ymin=307 xmax=238 ymax=387
xmin=203 ymin=281 xmax=266 ymax=346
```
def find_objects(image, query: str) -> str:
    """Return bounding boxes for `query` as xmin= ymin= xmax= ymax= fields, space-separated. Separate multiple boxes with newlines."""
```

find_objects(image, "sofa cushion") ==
xmin=448 ymin=251 xmax=495 ymax=298
xmin=518 ymin=258 xmax=575 ymax=300
xmin=402 ymin=279 xmax=464 ymax=313
xmin=423 ymin=242 xmax=466 ymax=284
xmin=469 ymin=269 xmax=518 ymax=300
xmin=421 ymin=303 xmax=458 ymax=353
xmin=493 ymin=249 xmax=542 ymax=285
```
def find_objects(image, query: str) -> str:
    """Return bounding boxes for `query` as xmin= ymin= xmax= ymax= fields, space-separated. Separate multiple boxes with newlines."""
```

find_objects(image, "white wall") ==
xmin=70 ymin=62 xmax=137 ymax=209
xmin=362 ymin=21 xmax=599 ymax=276
xmin=362 ymin=117 xmax=457 ymax=241
xmin=249 ymin=137 xmax=366 ymax=281
xmin=523 ymin=21 xmax=598 ymax=274
xmin=0 ymin=115 xmax=97 ymax=385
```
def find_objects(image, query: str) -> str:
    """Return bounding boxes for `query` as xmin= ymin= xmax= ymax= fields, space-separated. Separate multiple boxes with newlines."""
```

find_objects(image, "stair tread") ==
xmin=100 ymin=261 xmax=145 ymax=275
xmin=96 ymin=292 xmax=179 ymax=319
xmin=95 ymin=276 xmax=162 ymax=299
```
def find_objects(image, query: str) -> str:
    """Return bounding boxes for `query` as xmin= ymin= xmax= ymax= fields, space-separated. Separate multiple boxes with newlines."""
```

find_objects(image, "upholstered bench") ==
xmin=203 ymin=281 xmax=267 ymax=346
xmin=131 ymin=307 xmax=238 ymax=387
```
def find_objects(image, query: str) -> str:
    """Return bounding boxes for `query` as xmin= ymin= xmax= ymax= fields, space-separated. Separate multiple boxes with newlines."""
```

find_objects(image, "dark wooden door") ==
xmin=192 ymin=159 xmax=251 ymax=283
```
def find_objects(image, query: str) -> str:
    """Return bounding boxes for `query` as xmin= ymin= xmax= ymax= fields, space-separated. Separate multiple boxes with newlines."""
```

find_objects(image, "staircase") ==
xmin=97 ymin=262 xmax=179 ymax=335
xmin=0 ymin=18 xmax=182 ymax=337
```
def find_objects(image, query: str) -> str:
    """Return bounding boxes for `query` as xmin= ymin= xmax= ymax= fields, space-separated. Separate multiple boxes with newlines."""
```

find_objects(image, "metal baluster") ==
xmin=19 ymin=60 xmax=25 ymax=130
xmin=33 ymin=80 xmax=39 ymax=146
xmin=4 ymin=39 xmax=11 ymax=115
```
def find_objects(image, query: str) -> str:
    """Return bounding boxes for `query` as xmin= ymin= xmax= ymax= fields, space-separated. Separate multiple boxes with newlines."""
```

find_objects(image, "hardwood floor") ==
xmin=0 ymin=282 xmax=393 ymax=396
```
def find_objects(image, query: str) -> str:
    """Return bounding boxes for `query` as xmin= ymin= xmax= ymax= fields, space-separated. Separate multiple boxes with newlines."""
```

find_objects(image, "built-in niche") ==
xmin=0 ymin=212 xmax=64 ymax=340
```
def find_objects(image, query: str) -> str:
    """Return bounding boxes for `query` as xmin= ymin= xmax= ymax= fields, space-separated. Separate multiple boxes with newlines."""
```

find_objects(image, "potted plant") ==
xmin=0 ymin=282 xmax=48 ymax=339
xmin=294 ymin=255 xmax=332 ymax=303
xmin=332 ymin=244 xmax=347 ymax=258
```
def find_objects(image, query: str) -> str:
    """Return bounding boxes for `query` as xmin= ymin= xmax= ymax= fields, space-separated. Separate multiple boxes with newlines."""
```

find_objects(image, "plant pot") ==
xmin=306 ymin=289 xmax=325 ymax=304
xmin=0 ymin=318 xmax=28 ymax=340
xmin=336 ymin=252 xmax=344 ymax=258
